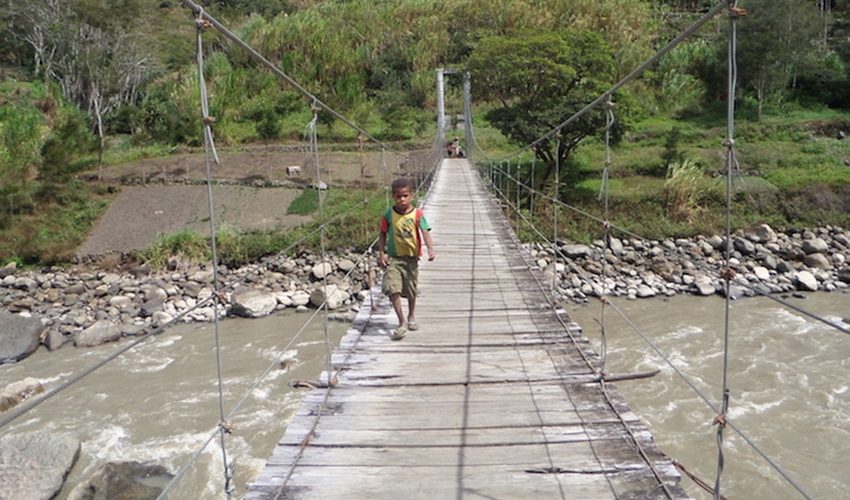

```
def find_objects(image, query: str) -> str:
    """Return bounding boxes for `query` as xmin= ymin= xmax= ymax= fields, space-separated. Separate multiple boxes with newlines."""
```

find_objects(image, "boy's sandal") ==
xmin=408 ymin=322 xmax=419 ymax=331
xmin=390 ymin=326 xmax=408 ymax=341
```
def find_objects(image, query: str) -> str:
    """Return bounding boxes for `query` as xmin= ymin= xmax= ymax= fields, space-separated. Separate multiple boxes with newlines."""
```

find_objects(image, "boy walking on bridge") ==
xmin=378 ymin=178 xmax=436 ymax=340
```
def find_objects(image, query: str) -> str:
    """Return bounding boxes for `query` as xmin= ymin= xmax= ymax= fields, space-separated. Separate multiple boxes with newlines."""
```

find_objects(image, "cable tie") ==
xmin=729 ymin=6 xmax=748 ymax=18
xmin=712 ymin=414 xmax=727 ymax=428
xmin=195 ymin=19 xmax=212 ymax=30
xmin=203 ymin=115 xmax=216 ymax=125
xmin=219 ymin=420 xmax=235 ymax=434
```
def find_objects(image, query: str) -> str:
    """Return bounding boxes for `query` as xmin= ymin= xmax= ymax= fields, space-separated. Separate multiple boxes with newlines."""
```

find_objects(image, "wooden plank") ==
xmin=247 ymin=159 xmax=688 ymax=500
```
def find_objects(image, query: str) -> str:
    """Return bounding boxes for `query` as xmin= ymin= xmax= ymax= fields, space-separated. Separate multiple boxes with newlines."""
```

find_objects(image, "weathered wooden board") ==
xmin=246 ymin=159 xmax=688 ymax=500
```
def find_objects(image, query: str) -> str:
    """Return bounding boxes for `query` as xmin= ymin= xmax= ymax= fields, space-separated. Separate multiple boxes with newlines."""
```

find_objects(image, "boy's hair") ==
xmin=391 ymin=177 xmax=414 ymax=192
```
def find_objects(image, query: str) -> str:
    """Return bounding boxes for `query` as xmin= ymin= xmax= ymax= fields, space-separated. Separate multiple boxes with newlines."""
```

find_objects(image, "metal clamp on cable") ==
xmin=203 ymin=115 xmax=216 ymax=125
xmin=720 ymin=267 xmax=736 ymax=280
xmin=728 ymin=6 xmax=748 ymax=18
xmin=219 ymin=420 xmax=235 ymax=434
xmin=712 ymin=413 xmax=728 ymax=429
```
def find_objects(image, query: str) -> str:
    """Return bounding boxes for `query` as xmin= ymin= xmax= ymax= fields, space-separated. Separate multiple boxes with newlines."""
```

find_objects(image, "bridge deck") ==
xmin=247 ymin=159 xmax=687 ymax=499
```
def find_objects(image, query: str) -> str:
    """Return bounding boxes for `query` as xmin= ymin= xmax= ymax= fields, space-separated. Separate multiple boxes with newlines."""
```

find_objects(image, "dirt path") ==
xmin=77 ymin=147 xmax=433 ymax=257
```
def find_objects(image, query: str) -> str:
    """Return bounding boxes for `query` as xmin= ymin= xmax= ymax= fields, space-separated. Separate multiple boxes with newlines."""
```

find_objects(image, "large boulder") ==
xmin=230 ymin=289 xmax=277 ymax=318
xmin=0 ymin=432 xmax=81 ymax=500
xmin=795 ymin=271 xmax=818 ymax=291
xmin=75 ymin=321 xmax=122 ymax=347
xmin=561 ymin=244 xmax=591 ymax=259
xmin=68 ymin=461 xmax=173 ymax=500
xmin=0 ymin=310 xmax=45 ymax=363
xmin=801 ymin=238 xmax=829 ymax=254
xmin=309 ymin=284 xmax=350 ymax=310
xmin=0 ymin=377 xmax=44 ymax=412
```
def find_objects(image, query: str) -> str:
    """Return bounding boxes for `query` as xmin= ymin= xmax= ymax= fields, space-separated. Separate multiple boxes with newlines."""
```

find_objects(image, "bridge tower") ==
xmin=436 ymin=68 xmax=473 ymax=161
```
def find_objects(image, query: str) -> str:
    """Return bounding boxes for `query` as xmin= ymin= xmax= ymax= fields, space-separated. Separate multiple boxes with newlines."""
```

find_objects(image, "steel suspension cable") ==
xmin=180 ymin=0 xmax=411 ymax=162
xmin=492 ymin=163 xmax=850 ymax=337
xmin=486 ymin=166 xmax=813 ymax=499
xmin=194 ymin=12 xmax=233 ymax=496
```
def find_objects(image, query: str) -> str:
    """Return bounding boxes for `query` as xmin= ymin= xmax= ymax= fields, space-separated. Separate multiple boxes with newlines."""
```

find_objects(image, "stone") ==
xmin=562 ymin=244 xmax=591 ymax=259
xmin=801 ymin=238 xmax=829 ymax=254
xmin=608 ymin=238 xmax=624 ymax=255
xmin=291 ymin=291 xmax=311 ymax=307
xmin=76 ymin=321 xmax=122 ymax=347
xmin=0 ymin=377 xmax=44 ymax=412
xmin=68 ymin=461 xmax=172 ymax=500
xmin=694 ymin=277 xmax=716 ymax=296
xmin=636 ymin=285 xmax=656 ymax=298
xmin=338 ymin=259 xmax=356 ymax=273
xmin=707 ymin=235 xmax=724 ymax=249
xmin=748 ymin=223 xmax=777 ymax=243
xmin=803 ymin=253 xmax=831 ymax=270
xmin=310 ymin=285 xmax=350 ymax=310
xmin=108 ymin=295 xmax=133 ymax=309
xmin=152 ymin=311 xmax=174 ymax=327
xmin=311 ymin=262 xmax=334 ymax=280
xmin=733 ymin=237 xmax=755 ymax=255
xmin=752 ymin=266 xmax=771 ymax=281
xmin=0 ymin=310 xmax=44 ymax=363
xmin=0 ymin=261 xmax=16 ymax=278
xmin=230 ymin=289 xmax=277 ymax=318
xmin=794 ymin=271 xmax=818 ymax=291
xmin=47 ymin=330 xmax=68 ymax=351
xmin=0 ymin=433 xmax=81 ymax=500
xmin=139 ymin=298 xmax=164 ymax=318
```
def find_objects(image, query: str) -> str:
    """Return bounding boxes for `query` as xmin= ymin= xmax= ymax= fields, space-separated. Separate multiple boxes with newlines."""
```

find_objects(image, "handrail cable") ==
xmin=0 ymin=297 xmax=213 ymax=431
xmin=490 ymin=164 xmax=850 ymax=336
xmin=194 ymin=11 xmax=234 ymax=497
xmin=484 ymin=164 xmax=813 ymax=499
xmin=273 ymin=149 xmax=443 ymax=497
xmin=160 ymin=147 xmax=444 ymax=499
xmin=484 ymin=171 xmax=675 ymax=499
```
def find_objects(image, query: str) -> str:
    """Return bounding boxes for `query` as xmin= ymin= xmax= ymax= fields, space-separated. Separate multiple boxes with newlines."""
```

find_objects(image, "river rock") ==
xmin=230 ymin=289 xmax=277 ymax=318
xmin=747 ymin=223 xmax=777 ymax=242
xmin=310 ymin=284 xmax=350 ymax=310
xmin=311 ymin=262 xmax=334 ymax=279
xmin=837 ymin=267 xmax=850 ymax=284
xmin=562 ymin=244 xmax=591 ymax=259
xmin=801 ymin=238 xmax=829 ymax=254
xmin=338 ymin=259 xmax=356 ymax=273
xmin=0 ymin=377 xmax=44 ymax=412
xmin=694 ymin=277 xmax=716 ymax=296
xmin=794 ymin=271 xmax=818 ymax=291
xmin=0 ymin=432 xmax=81 ymax=500
xmin=67 ymin=461 xmax=173 ymax=500
xmin=0 ymin=310 xmax=45 ymax=363
xmin=803 ymin=253 xmax=831 ymax=270
xmin=76 ymin=321 xmax=122 ymax=347
xmin=0 ymin=261 xmax=16 ymax=278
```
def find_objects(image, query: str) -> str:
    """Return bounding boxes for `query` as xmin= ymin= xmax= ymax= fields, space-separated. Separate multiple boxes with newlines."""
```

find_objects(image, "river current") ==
xmin=0 ymin=292 xmax=847 ymax=498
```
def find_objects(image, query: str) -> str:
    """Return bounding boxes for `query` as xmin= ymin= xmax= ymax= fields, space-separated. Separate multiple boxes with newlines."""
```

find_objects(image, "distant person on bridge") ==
xmin=378 ymin=177 xmax=436 ymax=340
xmin=447 ymin=137 xmax=464 ymax=158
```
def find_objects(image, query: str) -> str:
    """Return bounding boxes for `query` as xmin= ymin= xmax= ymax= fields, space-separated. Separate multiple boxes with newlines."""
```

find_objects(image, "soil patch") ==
xmin=76 ymin=185 xmax=310 ymax=256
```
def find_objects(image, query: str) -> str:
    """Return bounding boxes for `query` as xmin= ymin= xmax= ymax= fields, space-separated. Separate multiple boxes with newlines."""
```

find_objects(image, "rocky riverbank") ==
xmin=0 ymin=251 xmax=375 ymax=363
xmin=1 ymin=224 xmax=848 ymax=364
xmin=532 ymin=223 xmax=850 ymax=302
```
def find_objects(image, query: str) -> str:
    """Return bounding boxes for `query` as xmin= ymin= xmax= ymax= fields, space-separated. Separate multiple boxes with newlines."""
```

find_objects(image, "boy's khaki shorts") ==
xmin=382 ymin=256 xmax=419 ymax=298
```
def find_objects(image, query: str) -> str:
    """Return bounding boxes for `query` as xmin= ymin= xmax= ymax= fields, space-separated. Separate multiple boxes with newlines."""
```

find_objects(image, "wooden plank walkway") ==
xmin=247 ymin=159 xmax=688 ymax=499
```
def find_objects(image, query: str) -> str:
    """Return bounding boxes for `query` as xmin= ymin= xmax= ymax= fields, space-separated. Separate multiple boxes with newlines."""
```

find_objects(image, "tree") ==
xmin=736 ymin=0 xmax=821 ymax=119
xmin=467 ymin=30 xmax=618 ymax=188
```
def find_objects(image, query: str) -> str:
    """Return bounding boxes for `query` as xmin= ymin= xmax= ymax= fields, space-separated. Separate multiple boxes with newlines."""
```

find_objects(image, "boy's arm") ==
xmin=378 ymin=231 xmax=388 ymax=267
xmin=422 ymin=229 xmax=436 ymax=261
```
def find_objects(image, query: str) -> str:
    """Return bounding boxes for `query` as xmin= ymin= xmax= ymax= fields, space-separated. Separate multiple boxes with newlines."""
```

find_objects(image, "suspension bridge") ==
xmin=2 ymin=0 xmax=847 ymax=498
xmin=247 ymin=158 xmax=686 ymax=499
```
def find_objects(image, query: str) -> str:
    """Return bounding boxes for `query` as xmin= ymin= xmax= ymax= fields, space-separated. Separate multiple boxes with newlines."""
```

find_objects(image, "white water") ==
xmin=1 ymin=292 xmax=847 ymax=498
xmin=0 ymin=311 xmax=348 ymax=499
xmin=567 ymin=292 xmax=850 ymax=499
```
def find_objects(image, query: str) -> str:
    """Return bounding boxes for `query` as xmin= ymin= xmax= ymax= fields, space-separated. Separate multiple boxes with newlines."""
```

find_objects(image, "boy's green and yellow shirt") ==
xmin=380 ymin=206 xmax=431 ymax=257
